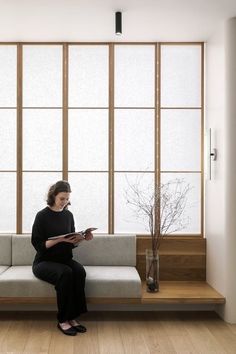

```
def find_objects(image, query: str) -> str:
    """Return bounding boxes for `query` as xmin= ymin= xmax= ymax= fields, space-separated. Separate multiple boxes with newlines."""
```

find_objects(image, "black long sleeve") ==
xmin=31 ymin=207 xmax=75 ymax=264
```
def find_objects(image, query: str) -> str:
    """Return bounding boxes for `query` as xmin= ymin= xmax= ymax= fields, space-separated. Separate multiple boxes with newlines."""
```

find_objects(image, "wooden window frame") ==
xmin=0 ymin=42 xmax=204 ymax=237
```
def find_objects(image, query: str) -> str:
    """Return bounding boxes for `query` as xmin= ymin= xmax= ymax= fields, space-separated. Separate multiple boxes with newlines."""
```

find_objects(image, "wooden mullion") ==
xmin=155 ymin=43 xmax=160 ymax=187
xmin=154 ymin=43 xmax=161 ymax=235
xmin=201 ymin=43 xmax=204 ymax=237
xmin=109 ymin=44 xmax=114 ymax=234
xmin=62 ymin=44 xmax=68 ymax=180
xmin=16 ymin=44 xmax=23 ymax=234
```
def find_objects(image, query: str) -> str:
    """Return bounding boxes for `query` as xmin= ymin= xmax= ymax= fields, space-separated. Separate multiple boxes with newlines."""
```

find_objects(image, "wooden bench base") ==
xmin=0 ymin=281 xmax=225 ymax=305
xmin=141 ymin=281 xmax=225 ymax=304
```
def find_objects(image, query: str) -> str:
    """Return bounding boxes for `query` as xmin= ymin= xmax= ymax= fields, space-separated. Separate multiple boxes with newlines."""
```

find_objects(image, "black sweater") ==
xmin=31 ymin=207 xmax=75 ymax=264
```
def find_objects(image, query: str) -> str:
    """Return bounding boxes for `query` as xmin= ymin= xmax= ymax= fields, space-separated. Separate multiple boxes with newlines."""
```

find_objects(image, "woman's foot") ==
xmin=57 ymin=321 xmax=77 ymax=336
xmin=69 ymin=319 xmax=87 ymax=333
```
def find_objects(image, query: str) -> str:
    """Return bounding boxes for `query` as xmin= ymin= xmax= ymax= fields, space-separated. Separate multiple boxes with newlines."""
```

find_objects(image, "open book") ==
xmin=48 ymin=227 xmax=97 ymax=240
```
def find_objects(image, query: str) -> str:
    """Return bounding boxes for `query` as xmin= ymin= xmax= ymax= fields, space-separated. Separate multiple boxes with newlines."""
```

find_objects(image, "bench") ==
xmin=0 ymin=234 xmax=225 ymax=308
xmin=0 ymin=234 xmax=142 ymax=304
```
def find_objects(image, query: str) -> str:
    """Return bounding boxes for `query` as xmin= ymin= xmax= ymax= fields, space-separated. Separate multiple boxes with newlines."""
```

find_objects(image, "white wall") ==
xmin=206 ymin=18 xmax=236 ymax=323
xmin=205 ymin=24 xmax=226 ymax=301
xmin=0 ymin=0 xmax=236 ymax=42
xmin=223 ymin=18 xmax=236 ymax=323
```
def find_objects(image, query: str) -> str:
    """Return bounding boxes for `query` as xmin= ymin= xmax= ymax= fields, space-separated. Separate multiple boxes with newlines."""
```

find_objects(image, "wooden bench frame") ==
xmin=0 ymin=281 xmax=225 ymax=305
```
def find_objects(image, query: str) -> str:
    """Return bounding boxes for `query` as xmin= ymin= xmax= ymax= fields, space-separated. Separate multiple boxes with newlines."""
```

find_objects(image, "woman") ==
xmin=31 ymin=180 xmax=93 ymax=336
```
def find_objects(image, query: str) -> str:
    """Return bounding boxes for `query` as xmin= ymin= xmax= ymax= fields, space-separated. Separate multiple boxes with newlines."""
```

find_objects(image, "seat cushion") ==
xmin=0 ymin=265 xmax=141 ymax=299
xmin=84 ymin=266 xmax=141 ymax=298
xmin=0 ymin=266 xmax=55 ymax=297
xmin=0 ymin=266 xmax=9 ymax=275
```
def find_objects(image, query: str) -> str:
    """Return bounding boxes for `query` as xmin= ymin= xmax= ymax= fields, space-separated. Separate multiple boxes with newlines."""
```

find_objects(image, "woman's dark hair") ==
xmin=47 ymin=180 xmax=72 ymax=207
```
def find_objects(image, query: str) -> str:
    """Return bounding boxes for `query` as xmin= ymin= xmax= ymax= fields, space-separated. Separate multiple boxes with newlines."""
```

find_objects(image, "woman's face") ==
xmin=54 ymin=192 xmax=70 ymax=211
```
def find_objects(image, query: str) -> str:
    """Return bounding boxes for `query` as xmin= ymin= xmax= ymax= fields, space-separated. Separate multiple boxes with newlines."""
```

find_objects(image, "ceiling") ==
xmin=0 ymin=0 xmax=236 ymax=42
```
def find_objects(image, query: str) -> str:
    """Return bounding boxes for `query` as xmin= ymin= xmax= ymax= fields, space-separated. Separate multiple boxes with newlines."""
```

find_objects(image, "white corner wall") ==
xmin=205 ymin=23 xmax=226 ymax=305
xmin=223 ymin=18 xmax=236 ymax=323
xmin=206 ymin=18 xmax=236 ymax=323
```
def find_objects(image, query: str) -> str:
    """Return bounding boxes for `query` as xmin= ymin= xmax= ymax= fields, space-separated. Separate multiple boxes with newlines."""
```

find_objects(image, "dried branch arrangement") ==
xmin=126 ymin=177 xmax=191 ymax=253
xmin=125 ymin=176 xmax=191 ymax=291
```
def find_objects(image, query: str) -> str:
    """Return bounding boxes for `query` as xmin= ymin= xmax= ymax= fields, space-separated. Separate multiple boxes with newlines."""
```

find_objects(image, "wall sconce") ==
xmin=210 ymin=148 xmax=217 ymax=161
xmin=115 ymin=11 xmax=122 ymax=35
xmin=206 ymin=128 xmax=217 ymax=180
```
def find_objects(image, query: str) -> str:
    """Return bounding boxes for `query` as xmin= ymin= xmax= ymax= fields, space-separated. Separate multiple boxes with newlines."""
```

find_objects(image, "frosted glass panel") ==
xmin=0 ymin=173 xmax=16 ymax=232
xmin=23 ymin=172 xmax=62 ymax=233
xmin=161 ymin=173 xmax=201 ymax=234
xmin=23 ymin=45 xmax=62 ymax=107
xmin=0 ymin=46 xmax=17 ymax=106
xmin=68 ymin=109 xmax=108 ymax=171
xmin=115 ymin=173 xmax=154 ymax=233
xmin=161 ymin=109 xmax=201 ymax=171
xmin=23 ymin=109 xmax=62 ymax=170
xmin=69 ymin=173 xmax=108 ymax=233
xmin=69 ymin=45 xmax=109 ymax=107
xmin=0 ymin=110 xmax=16 ymax=170
xmin=161 ymin=45 xmax=201 ymax=107
xmin=115 ymin=45 xmax=155 ymax=107
xmin=115 ymin=109 xmax=154 ymax=171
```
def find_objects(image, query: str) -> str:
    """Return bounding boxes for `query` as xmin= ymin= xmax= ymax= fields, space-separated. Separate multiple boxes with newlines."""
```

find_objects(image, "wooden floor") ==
xmin=0 ymin=311 xmax=236 ymax=354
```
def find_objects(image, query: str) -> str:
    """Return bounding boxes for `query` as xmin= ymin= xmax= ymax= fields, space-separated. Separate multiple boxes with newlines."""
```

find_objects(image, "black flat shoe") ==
xmin=71 ymin=323 xmax=87 ymax=333
xmin=57 ymin=323 xmax=77 ymax=336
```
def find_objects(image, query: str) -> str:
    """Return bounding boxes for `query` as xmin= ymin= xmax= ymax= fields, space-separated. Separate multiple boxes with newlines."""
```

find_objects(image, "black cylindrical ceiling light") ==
xmin=115 ymin=11 xmax=122 ymax=35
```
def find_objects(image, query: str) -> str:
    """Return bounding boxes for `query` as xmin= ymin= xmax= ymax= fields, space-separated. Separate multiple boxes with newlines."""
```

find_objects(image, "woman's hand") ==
xmin=63 ymin=235 xmax=83 ymax=245
xmin=46 ymin=235 xmax=82 ymax=248
xmin=84 ymin=231 xmax=94 ymax=241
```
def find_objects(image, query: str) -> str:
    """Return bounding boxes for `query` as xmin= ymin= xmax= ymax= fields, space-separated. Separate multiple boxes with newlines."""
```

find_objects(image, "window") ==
xmin=0 ymin=43 xmax=203 ymax=235
xmin=160 ymin=44 xmax=202 ymax=234
xmin=0 ymin=45 xmax=17 ymax=232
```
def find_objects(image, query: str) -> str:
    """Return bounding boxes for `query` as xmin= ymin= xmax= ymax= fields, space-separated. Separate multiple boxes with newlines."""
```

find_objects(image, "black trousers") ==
xmin=33 ymin=259 xmax=87 ymax=323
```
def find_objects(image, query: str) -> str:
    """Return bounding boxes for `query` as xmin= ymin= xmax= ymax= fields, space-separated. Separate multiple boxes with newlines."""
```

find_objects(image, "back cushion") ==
xmin=12 ymin=235 xmax=35 ymax=265
xmin=11 ymin=234 xmax=137 ymax=266
xmin=73 ymin=234 xmax=136 ymax=266
xmin=0 ymin=235 xmax=12 ymax=266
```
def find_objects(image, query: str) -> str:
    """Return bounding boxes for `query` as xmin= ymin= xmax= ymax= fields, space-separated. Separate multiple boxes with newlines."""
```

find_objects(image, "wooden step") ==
xmin=141 ymin=281 xmax=226 ymax=304
xmin=136 ymin=237 xmax=206 ymax=281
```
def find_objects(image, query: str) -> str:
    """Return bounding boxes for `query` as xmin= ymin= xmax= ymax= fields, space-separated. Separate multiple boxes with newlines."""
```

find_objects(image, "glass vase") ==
xmin=146 ymin=249 xmax=159 ymax=292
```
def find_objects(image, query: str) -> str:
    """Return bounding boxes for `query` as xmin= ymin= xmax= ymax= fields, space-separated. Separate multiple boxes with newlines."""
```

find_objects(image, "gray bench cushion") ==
xmin=0 ymin=234 xmax=142 ymax=300
xmin=12 ymin=235 xmax=35 ymax=265
xmin=0 ymin=235 xmax=12 ymax=266
xmin=0 ymin=266 xmax=9 ymax=275
xmin=12 ymin=234 xmax=137 ymax=267
xmin=0 ymin=265 xmax=141 ymax=298
xmin=0 ymin=266 xmax=55 ymax=297
xmin=84 ymin=266 xmax=141 ymax=298
xmin=73 ymin=234 xmax=137 ymax=266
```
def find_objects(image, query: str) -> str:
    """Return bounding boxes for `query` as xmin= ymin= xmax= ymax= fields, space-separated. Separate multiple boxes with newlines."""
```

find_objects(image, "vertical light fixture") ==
xmin=115 ymin=11 xmax=122 ymax=35
xmin=205 ymin=128 xmax=217 ymax=180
